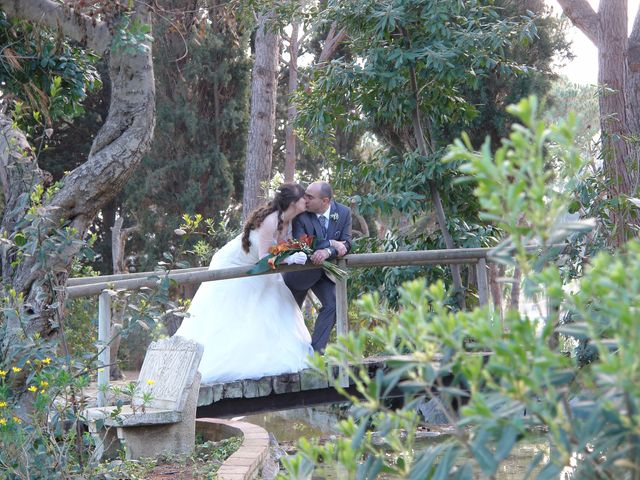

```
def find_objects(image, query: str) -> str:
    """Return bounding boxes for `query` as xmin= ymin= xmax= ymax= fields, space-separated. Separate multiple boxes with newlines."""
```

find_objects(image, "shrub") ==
xmin=282 ymin=97 xmax=637 ymax=479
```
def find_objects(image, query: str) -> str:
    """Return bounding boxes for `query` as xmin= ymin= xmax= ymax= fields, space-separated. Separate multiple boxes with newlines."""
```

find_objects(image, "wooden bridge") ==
xmin=196 ymin=357 xmax=405 ymax=418
xmin=66 ymin=248 xmax=492 ymax=411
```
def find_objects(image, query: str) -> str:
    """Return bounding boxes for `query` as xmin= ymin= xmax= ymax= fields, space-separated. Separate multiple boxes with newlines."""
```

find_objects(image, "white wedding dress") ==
xmin=174 ymin=228 xmax=313 ymax=383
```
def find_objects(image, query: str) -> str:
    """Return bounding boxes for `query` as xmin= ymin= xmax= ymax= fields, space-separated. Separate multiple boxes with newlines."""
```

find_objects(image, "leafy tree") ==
xmin=297 ymin=0 xmax=547 ymax=305
xmin=0 ymin=10 xmax=102 ymax=136
xmin=0 ymin=0 xmax=155 ymax=409
xmin=121 ymin=3 xmax=252 ymax=270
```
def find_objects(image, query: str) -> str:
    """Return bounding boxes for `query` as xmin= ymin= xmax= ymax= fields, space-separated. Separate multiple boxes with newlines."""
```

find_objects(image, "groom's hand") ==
xmin=311 ymin=248 xmax=331 ymax=265
xmin=330 ymin=240 xmax=348 ymax=257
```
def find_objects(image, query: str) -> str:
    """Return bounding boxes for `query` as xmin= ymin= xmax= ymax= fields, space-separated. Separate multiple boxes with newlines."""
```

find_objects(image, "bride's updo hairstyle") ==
xmin=242 ymin=183 xmax=305 ymax=252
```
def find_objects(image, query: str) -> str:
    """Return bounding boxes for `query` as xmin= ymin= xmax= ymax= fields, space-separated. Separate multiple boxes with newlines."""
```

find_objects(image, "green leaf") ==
xmin=14 ymin=232 xmax=26 ymax=247
xmin=556 ymin=322 xmax=589 ymax=340
xmin=454 ymin=463 xmax=473 ymax=480
xmin=246 ymin=256 xmax=273 ymax=275
xmin=535 ymin=459 xmax=563 ymax=480
xmin=433 ymin=444 xmax=459 ymax=480
xmin=495 ymin=424 xmax=518 ymax=461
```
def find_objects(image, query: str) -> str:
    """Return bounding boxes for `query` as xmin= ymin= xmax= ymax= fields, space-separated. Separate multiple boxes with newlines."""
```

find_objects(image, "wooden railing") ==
xmin=66 ymin=248 xmax=492 ymax=406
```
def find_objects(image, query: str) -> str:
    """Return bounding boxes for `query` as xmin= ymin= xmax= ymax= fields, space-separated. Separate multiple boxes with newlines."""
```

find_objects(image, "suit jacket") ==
xmin=291 ymin=201 xmax=352 ymax=259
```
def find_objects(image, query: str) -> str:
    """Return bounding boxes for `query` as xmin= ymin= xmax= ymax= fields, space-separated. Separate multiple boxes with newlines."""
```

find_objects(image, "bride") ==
xmin=174 ymin=183 xmax=312 ymax=383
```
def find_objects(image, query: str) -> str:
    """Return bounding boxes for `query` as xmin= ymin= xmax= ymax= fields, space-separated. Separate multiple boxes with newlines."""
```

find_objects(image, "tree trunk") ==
xmin=401 ymin=43 xmax=465 ymax=308
xmin=284 ymin=21 xmax=300 ymax=182
xmin=0 ymin=0 xmax=155 ymax=396
xmin=109 ymin=216 xmax=138 ymax=380
xmin=242 ymin=13 xmax=279 ymax=219
xmin=558 ymin=0 xmax=640 ymax=244
xmin=598 ymin=0 xmax=634 ymax=243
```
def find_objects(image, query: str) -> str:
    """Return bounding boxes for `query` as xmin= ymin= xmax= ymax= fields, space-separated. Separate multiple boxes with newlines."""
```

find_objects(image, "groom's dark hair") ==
xmin=242 ymin=183 xmax=305 ymax=252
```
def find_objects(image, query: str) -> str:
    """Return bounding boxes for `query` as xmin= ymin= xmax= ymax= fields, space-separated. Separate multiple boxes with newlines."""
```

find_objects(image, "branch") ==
xmin=318 ymin=22 xmax=347 ymax=64
xmin=111 ymin=216 xmax=139 ymax=274
xmin=557 ymin=0 xmax=599 ymax=46
xmin=48 ymin=1 xmax=155 ymax=233
xmin=0 ymin=0 xmax=112 ymax=53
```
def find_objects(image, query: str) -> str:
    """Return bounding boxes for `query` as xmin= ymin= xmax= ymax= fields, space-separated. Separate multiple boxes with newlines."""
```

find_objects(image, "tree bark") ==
xmin=0 ymin=0 xmax=155 ymax=382
xmin=558 ymin=0 xmax=640 ymax=243
xmin=111 ymin=216 xmax=138 ymax=275
xmin=284 ymin=21 xmax=300 ymax=182
xmin=242 ymin=13 xmax=279 ymax=219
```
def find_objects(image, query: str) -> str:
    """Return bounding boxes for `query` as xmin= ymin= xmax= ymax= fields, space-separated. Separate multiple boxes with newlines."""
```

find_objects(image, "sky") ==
xmin=546 ymin=0 xmax=640 ymax=84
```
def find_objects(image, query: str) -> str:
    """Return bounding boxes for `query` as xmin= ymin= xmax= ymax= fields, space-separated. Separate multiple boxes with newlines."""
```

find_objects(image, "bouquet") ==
xmin=247 ymin=234 xmax=347 ymax=280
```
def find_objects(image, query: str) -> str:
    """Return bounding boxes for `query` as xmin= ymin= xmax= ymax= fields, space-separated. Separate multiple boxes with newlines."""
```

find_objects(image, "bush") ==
xmin=283 ymin=97 xmax=638 ymax=479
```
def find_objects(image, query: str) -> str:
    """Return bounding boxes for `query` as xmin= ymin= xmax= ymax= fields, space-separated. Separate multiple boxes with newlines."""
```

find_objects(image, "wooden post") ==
xmin=336 ymin=259 xmax=349 ymax=388
xmin=97 ymin=291 xmax=112 ymax=407
xmin=476 ymin=258 xmax=489 ymax=306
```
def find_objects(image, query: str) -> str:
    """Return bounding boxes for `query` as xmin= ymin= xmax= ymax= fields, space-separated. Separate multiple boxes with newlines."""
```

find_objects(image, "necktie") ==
xmin=319 ymin=215 xmax=327 ymax=237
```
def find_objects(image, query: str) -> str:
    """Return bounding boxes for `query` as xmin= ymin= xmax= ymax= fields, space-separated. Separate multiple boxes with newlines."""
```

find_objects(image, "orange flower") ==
xmin=268 ymin=241 xmax=289 ymax=255
xmin=300 ymin=234 xmax=315 ymax=247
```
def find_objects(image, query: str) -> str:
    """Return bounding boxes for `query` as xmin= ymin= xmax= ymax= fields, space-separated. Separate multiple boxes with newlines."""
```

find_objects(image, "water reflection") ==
xmin=236 ymin=407 xmax=559 ymax=479
xmin=236 ymin=404 xmax=346 ymax=443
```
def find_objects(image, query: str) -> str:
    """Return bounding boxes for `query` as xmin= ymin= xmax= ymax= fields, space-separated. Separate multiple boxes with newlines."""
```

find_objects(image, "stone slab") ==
xmin=272 ymin=373 xmax=300 ymax=394
xmin=243 ymin=377 xmax=273 ymax=398
xmin=224 ymin=457 xmax=257 ymax=467
xmin=134 ymin=336 xmax=203 ymax=411
xmin=223 ymin=381 xmax=244 ymax=399
xmin=300 ymin=368 xmax=329 ymax=390
xmin=219 ymin=465 xmax=253 ymax=474
xmin=198 ymin=385 xmax=213 ymax=406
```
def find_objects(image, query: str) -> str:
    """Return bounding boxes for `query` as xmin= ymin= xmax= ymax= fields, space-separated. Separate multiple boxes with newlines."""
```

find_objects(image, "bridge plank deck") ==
xmin=195 ymin=355 xmax=431 ymax=417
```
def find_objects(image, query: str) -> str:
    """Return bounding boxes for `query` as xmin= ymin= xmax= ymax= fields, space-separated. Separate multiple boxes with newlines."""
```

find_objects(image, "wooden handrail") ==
xmin=67 ymin=248 xmax=491 ymax=298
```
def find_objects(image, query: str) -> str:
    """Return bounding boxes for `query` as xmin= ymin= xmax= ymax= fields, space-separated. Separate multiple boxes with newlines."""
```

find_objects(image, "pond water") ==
xmin=237 ymin=406 xmax=572 ymax=479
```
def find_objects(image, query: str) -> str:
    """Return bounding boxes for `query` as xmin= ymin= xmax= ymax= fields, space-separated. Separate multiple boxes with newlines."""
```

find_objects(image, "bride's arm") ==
xmin=256 ymin=213 xmax=278 ymax=258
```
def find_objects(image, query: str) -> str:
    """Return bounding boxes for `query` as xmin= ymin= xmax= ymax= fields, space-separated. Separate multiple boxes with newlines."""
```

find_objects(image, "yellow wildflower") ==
xmin=42 ymin=358 xmax=52 ymax=365
xmin=146 ymin=380 xmax=155 ymax=386
xmin=40 ymin=381 xmax=48 ymax=388
xmin=0 ymin=370 xmax=6 ymax=378
xmin=12 ymin=416 xmax=21 ymax=424
xmin=0 ymin=418 xmax=6 ymax=426
xmin=0 ymin=402 xmax=7 ymax=408
xmin=40 ymin=389 xmax=46 ymax=394
xmin=12 ymin=367 xmax=21 ymax=373
xmin=28 ymin=386 xmax=37 ymax=393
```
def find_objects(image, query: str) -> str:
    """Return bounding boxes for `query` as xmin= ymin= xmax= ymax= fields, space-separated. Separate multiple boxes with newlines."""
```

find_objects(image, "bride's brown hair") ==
xmin=241 ymin=183 xmax=305 ymax=252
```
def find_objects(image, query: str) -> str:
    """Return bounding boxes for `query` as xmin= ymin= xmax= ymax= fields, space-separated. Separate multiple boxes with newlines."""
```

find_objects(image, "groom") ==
xmin=284 ymin=181 xmax=352 ymax=353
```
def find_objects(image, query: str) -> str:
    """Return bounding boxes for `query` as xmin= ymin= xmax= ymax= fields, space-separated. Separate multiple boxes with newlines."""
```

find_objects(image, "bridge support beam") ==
xmin=336 ymin=259 xmax=349 ymax=388
xmin=476 ymin=258 xmax=489 ymax=306
xmin=97 ymin=291 xmax=112 ymax=407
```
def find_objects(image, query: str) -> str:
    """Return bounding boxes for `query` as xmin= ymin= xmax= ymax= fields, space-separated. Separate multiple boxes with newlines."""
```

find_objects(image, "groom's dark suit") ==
xmin=283 ymin=200 xmax=352 ymax=352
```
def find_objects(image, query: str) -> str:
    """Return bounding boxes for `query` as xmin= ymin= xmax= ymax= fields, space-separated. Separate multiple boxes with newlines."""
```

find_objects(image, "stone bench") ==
xmin=84 ymin=336 xmax=203 ymax=460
